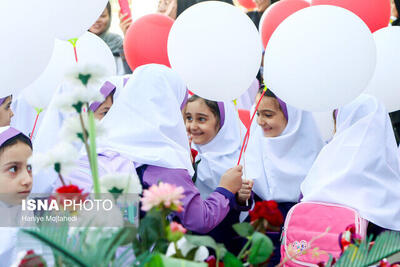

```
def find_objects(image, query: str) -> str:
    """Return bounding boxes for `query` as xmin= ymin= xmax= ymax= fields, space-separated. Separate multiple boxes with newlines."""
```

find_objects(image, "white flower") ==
xmin=166 ymin=237 xmax=209 ymax=262
xmin=60 ymin=113 xmax=107 ymax=142
xmin=30 ymin=142 xmax=79 ymax=176
xmin=100 ymin=172 xmax=142 ymax=195
xmin=65 ymin=63 xmax=108 ymax=89
xmin=55 ymin=85 xmax=104 ymax=113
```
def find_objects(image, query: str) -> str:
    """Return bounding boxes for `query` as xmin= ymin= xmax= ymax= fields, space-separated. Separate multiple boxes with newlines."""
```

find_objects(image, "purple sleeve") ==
xmin=143 ymin=165 xmax=232 ymax=233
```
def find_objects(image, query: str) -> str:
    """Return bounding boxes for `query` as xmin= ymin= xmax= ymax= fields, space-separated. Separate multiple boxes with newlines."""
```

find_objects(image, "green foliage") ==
xmin=23 ymin=224 xmax=133 ymax=267
xmin=233 ymin=222 xmax=255 ymax=238
xmin=146 ymin=253 xmax=207 ymax=267
xmin=248 ymin=232 xmax=274 ymax=265
xmin=223 ymin=252 xmax=243 ymax=267
xmin=335 ymin=231 xmax=400 ymax=267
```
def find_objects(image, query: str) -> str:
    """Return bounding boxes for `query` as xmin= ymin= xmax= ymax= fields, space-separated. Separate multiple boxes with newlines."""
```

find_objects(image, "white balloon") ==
xmin=264 ymin=5 xmax=376 ymax=112
xmin=365 ymin=27 xmax=400 ymax=112
xmin=22 ymin=32 xmax=116 ymax=110
xmin=0 ymin=0 xmax=55 ymax=97
xmin=47 ymin=0 xmax=109 ymax=40
xmin=312 ymin=111 xmax=334 ymax=143
xmin=168 ymin=1 xmax=262 ymax=101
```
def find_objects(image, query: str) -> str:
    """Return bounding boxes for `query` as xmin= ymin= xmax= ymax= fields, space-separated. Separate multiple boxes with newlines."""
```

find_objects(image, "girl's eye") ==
xmin=9 ymin=166 xmax=17 ymax=173
xmin=186 ymin=116 xmax=192 ymax=121
xmin=27 ymin=165 xmax=32 ymax=173
xmin=256 ymin=112 xmax=260 ymax=117
xmin=199 ymin=117 xmax=206 ymax=122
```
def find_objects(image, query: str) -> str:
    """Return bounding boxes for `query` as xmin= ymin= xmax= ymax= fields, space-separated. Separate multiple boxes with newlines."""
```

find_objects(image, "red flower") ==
xmin=249 ymin=200 xmax=284 ymax=227
xmin=205 ymin=256 xmax=224 ymax=267
xmin=52 ymin=184 xmax=88 ymax=212
xmin=191 ymin=148 xmax=198 ymax=164
xmin=18 ymin=250 xmax=46 ymax=267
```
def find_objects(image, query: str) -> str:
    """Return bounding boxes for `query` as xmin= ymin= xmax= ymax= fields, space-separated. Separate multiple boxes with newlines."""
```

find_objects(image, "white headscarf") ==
xmin=192 ymin=101 xmax=246 ymax=199
xmin=245 ymin=103 xmax=324 ymax=202
xmin=99 ymin=64 xmax=194 ymax=175
xmin=301 ymin=94 xmax=400 ymax=230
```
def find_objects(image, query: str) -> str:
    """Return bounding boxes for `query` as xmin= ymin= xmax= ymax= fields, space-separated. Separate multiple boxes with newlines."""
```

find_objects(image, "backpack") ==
xmin=280 ymin=202 xmax=368 ymax=266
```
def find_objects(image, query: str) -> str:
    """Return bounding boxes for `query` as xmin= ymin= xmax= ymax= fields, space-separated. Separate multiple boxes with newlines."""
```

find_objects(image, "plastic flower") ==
xmin=55 ymin=86 xmax=104 ymax=114
xmin=141 ymin=182 xmax=184 ymax=212
xmin=65 ymin=63 xmax=108 ymax=89
xmin=60 ymin=113 xmax=107 ymax=142
xmin=11 ymin=250 xmax=47 ymax=267
xmin=100 ymin=172 xmax=142 ymax=196
xmin=205 ymin=256 xmax=225 ymax=267
xmin=30 ymin=142 xmax=79 ymax=176
xmin=167 ymin=222 xmax=187 ymax=242
xmin=170 ymin=222 xmax=187 ymax=234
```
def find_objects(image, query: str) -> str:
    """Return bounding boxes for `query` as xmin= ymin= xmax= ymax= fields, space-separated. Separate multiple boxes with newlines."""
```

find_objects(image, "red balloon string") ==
xmin=30 ymin=112 xmax=41 ymax=140
xmin=237 ymin=87 xmax=268 ymax=165
xmin=74 ymin=46 xmax=78 ymax=63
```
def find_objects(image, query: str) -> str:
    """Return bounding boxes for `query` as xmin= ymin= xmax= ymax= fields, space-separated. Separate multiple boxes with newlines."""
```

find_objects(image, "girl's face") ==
xmin=392 ymin=0 xmax=399 ymax=18
xmin=185 ymin=99 xmax=220 ymax=145
xmin=0 ymin=96 xmax=14 ymax=127
xmin=89 ymin=8 xmax=110 ymax=35
xmin=256 ymin=95 xmax=288 ymax=137
xmin=0 ymin=142 xmax=32 ymax=205
xmin=94 ymin=94 xmax=113 ymax=120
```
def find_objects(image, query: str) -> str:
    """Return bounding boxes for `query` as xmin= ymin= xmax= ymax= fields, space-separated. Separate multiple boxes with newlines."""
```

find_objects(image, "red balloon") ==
xmin=238 ymin=0 xmax=256 ymax=10
xmin=311 ymin=0 xmax=391 ymax=33
xmin=260 ymin=0 xmax=310 ymax=49
xmin=124 ymin=14 xmax=174 ymax=71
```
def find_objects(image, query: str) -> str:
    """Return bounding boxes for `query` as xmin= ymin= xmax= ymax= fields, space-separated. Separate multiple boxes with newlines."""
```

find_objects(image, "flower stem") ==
xmin=238 ymin=236 xmax=252 ymax=260
xmin=79 ymin=113 xmax=92 ymax=167
xmin=88 ymin=111 xmax=100 ymax=198
xmin=58 ymin=173 xmax=66 ymax=186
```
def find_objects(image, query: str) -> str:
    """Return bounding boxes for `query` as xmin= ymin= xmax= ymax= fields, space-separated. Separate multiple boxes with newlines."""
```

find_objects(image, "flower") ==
xmin=249 ymin=200 xmax=284 ymax=227
xmin=170 ymin=222 xmax=187 ymax=234
xmin=65 ymin=63 xmax=108 ymax=89
xmin=141 ymin=182 xmax=184 ymax=212
xmin=55 ymin=85 xmax=104 ymax=113
xmin=167 ymin=222 xmax=187 ymax=242
xmin=100 ymin=172 xmax=142 ymax=196
xmin=205 ymin=256 xmax=225 ymax=267
xmin=30 ymin=142 xmax=79 ymax=176
xmin=339 ymin=224 xmax=362 ymax=253
xmin=60 ymin=113 xmax=107 ymax=142
xmin=11 ymin=250 xmax=46 ymax=267
xmin=52 ymin=184 xmax=88 ymax=212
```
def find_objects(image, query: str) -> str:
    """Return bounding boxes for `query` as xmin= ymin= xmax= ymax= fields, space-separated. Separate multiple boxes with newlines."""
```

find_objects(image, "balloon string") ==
xmin=237 ymin=86 xmax=267 ymax=165
xmin=30 ymin=108 xmax=43 ymax=140
xmin=68 ymin=38 xmax=79 ymax=63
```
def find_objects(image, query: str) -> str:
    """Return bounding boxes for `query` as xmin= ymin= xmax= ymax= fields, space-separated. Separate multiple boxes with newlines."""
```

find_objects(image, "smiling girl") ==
xmin=245 ymin=88 xmax=324 ymax=264
xmin=0 ymin=96 xmax=14 ymax=127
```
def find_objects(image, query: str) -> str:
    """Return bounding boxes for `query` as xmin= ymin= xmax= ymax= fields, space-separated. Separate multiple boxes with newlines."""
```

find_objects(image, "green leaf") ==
xmin=146 ymin=253 xmax=207 ymax=267
xmin=248 ymin=232 xmax=274 ymax=265
xmin=185 ymin=235 xmax=218 ymax=251
xmin=223 ymin=252 xmax=243 ymax=267
xmin=78 ymin=73 xmax=92 ymax=86
xmin=139 ymin=211 xmax=164 ymax=250
xmin=233 ymin=222 xmax=255 ymax=238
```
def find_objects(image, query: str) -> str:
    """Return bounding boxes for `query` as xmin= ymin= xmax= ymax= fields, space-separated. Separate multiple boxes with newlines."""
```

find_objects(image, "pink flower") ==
xmin=170 ymin=222 xmax=187 ymax=234
xmin=141 ymin=182 xmax=185 ymax=212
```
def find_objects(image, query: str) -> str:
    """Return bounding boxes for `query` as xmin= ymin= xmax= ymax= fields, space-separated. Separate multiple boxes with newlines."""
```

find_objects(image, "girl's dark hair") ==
xmin=258 ymin=85 xmax=278 ymax=98
xmin=106 ymin=2 xmax=112 ymax=17
xmin=0 ymin=133 xmax=32 ymax=154
xmin=187 ymin=95 xmax=221 ymax=128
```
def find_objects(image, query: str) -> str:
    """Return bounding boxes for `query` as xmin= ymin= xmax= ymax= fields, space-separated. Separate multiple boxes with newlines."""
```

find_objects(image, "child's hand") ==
xmin=237 ymin=179 xmax=254 ymax=206
xmin=119 ymin=13 xmax=132 ymax=36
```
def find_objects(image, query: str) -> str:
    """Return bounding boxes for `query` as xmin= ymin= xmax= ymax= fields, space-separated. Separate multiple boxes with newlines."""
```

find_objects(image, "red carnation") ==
xmin=249 ymin=200 xmax=284 ymax=227
xmin=191 ymin=148 xmax=198 ymax=164
xmin=205 ymin=256 xmax=224 ymax=267
xmin=52 ymin=184 xmax=88 ymax=212
xmin=18 ymin=250 xmax=47 ymax=267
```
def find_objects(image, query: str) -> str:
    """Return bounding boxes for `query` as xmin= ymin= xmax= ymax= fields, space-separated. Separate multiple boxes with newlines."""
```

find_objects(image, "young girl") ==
xmin=301 ymin=94 xmax=400 ymax=231
xmin=245 ymin=88 xmax=324 ymax=264
xmin=0 ymin=96 xmax=14 ymax=127
xmin=0 ymin=127 xmax=32 ymax=265
xmin=184 ymin=95 xmax=252 ymax=253
xmin=68 ymin=64 xmax=247 ymax=233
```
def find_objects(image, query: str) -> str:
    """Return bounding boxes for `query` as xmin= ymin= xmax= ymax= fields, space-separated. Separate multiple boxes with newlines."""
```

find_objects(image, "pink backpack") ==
xmin=280 ymin=202 xmax=368 ymax=266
